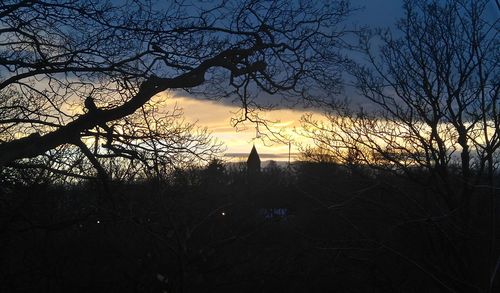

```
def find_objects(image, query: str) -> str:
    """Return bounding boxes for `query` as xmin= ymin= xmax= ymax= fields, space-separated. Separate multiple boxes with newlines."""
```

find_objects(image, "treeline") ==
xmin=1 ymin=160 xmax=498 ymax=293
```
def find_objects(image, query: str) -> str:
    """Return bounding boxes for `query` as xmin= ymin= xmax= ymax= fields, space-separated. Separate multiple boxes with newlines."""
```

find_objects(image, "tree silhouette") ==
xmin=303 ymin=0 xmax=498 ymax=211
xmin=0 ymin=0 xmax=353 ymax=178
xmin=300 ymin=0 xmax=499 ymax=291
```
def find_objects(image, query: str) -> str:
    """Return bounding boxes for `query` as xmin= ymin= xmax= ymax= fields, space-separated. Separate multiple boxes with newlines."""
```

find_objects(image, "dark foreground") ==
xmin=1 ymin=162 xmax=499 ymax=293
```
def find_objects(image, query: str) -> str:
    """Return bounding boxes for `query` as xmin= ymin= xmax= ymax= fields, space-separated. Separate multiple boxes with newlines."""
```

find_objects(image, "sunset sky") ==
xmin=161 ymin=1 xmax=498 ymax=161
xmin=163 ymin=94 xmax=308 ymax=161
xmin=161 ymin=0 xmax=405 ymax=161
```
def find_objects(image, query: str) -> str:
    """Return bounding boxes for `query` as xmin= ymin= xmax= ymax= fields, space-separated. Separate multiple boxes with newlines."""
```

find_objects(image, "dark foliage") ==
xmin=1 ymin=161 xmax=498 ymax=293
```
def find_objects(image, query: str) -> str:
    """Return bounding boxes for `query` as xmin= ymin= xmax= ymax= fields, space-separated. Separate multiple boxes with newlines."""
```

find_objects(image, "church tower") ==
xmin=247 ymin=145 xmax=261 ymax=175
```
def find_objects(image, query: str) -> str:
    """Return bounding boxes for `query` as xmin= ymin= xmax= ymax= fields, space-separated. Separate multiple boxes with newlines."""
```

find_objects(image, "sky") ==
xmin=161 ymin=0 xmax=499 ymax=161
xmin=162 ymin=93 xmax=308 ymax=162
xmin=158 ymin=0 xmax=404 ymax=161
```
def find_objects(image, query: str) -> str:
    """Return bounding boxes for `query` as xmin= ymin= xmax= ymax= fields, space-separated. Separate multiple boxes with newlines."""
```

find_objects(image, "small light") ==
xmin=97 ymin=220 xmax=100 ymax=224
xmin=221 ymin=212 xmax=225 ymax=216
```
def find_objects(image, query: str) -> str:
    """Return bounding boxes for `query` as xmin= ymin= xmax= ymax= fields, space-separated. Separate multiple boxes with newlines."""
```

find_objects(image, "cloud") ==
xmin=157 ymin=93 xmax=321 ymax=159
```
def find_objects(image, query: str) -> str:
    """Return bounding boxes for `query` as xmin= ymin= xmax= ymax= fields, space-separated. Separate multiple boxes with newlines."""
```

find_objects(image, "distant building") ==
xmin=246 ymin=145 xmax=261 ymax=175
xmin=246 ymin=145 xmax=291 ymax=221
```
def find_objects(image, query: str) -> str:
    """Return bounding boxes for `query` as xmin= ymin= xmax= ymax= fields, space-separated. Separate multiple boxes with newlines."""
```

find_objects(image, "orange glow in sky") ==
xmin=160 ymin=93 xmax=315 ymax=161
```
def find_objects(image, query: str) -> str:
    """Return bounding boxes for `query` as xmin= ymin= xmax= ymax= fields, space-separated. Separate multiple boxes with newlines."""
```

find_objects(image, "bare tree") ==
xmin=304 ymin=0 xmax=498 ymax=209
xmin=0 ymin=0 xmax=353 ymax=178
xmin=300 ymin=0 xmax=499 ymax=291
xmin=2 ymin=99 xmax=223 ymax=182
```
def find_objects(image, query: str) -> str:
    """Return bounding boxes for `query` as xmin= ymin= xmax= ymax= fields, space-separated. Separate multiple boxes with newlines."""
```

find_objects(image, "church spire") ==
xmin=247 ymin=145 xmax=261 ymax=174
